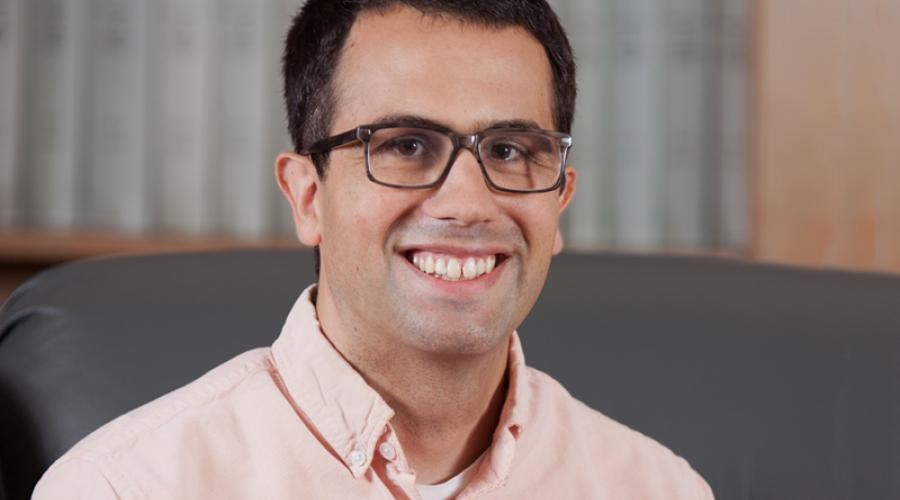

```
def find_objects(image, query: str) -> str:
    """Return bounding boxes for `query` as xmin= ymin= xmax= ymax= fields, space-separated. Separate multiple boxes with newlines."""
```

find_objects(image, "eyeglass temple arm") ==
xmin=299 ymin=129 xmax=365 ymax=155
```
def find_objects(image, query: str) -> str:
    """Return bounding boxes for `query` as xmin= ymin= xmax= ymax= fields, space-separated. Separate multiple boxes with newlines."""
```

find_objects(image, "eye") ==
xmin=488 ymin=142 xmax=524 ymax=161
xmin=389 ymin=137 xmax=426 ymax=157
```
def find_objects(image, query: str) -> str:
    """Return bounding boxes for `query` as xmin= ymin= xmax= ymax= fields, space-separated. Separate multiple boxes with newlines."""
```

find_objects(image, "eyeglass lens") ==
xmin=366 ymin=127 xmax=563 ymax=191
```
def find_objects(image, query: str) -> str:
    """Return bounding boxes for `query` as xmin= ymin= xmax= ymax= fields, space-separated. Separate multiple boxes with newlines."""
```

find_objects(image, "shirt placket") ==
xmin=374 ymin=424 xmax=421 ymax=500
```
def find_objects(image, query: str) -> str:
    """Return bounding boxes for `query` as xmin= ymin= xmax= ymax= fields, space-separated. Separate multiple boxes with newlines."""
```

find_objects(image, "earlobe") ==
xmin=558 ymin=166 xmax=576 ymax=213
xmin=275 ymin=152 xmax=322 ymax=246
xmin=553 ymin=230 xmax=564 ymax=255
xmin=553 ymin=166 xmax=576 ymax=256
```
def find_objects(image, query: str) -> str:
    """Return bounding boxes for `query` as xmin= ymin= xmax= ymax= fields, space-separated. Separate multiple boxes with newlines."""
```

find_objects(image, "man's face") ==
xmin=285 ymin=7 xmax=575 ymax=356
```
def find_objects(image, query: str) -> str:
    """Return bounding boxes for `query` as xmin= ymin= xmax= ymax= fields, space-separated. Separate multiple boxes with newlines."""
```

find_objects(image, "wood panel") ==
xmin=753 ymin=0 xmax=900 ymax=273
xmin=0 ymin=231 xmax=296 ymax=264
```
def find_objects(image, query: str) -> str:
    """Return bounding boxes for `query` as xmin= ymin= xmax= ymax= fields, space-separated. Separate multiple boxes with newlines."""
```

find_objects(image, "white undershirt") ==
xmin=416 ymin=454 xmax=485 ymax=500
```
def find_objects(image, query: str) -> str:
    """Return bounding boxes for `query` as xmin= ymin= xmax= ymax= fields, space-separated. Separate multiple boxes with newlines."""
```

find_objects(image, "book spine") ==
xmin=213 ymin=0 xmax=269 ymax=238
xmin=609 ymin=0 xmax=665 ymax=249
xmin=81 ymin=0 xmax=149 ymax=232
xmin=0 ymin=0 xmax=23 ymax=227
xmin=559 ymin=0 xmax=613 ymax=250
xmin=20 ymin=0 xmax=88 ymax=230
xmin=149 ymin=0 xmax=215 ymax=235
xmin=716 ymin=0 xmax=750 ymax=251
xmin=661 ymin=0 xmax=715 ymax=249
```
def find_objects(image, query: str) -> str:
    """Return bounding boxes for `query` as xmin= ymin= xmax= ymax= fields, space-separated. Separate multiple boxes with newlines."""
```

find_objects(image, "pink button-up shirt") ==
xmin=33 ymin=286 xmax=713 ymax=499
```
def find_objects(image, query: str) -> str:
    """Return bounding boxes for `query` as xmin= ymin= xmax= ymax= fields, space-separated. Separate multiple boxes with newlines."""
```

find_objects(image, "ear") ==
xmin=553 ymin=166 xmax=577 ymax=255
xmin=276 ymin=152 xmax=323 ymax=246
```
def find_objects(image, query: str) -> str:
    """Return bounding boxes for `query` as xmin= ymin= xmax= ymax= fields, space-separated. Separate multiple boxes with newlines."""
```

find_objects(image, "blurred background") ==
xmin=0 ymin=0 xmax=898 ymax=301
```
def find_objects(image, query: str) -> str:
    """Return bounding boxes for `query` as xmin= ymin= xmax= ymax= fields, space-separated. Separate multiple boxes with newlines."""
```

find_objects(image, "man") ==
xmin=34 ymin=1 xmax=713 ymax=498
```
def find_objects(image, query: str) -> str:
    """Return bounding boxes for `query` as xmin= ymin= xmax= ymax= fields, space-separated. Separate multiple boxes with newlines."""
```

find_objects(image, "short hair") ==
xmin=282 ymin=0 xmax=577 ymax=178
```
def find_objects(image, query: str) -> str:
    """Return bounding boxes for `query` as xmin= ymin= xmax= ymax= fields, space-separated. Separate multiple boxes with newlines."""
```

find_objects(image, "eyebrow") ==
xmin=366 ymin=114 xmax=546 ymax=133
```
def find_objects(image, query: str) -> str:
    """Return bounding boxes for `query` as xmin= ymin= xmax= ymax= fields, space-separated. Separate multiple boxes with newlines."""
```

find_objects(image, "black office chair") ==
xmin=1 ymin=249 xmax=898 ymax=499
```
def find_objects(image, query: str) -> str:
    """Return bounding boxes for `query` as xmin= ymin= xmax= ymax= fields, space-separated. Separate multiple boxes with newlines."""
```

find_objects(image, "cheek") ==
xmin=323 ymin=192 xmax=374 ymax=247
xmin=320 ymin=182 xmax=411 ymax=260
xmin=511 ymin=199 xmax=561 ymax=253
xmin=319 ymin=180 xmax=363 ymax=253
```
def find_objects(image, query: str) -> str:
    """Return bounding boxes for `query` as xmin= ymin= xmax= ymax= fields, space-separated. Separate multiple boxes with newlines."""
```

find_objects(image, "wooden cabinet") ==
xmin=753 ymin=0 xmax=900 ymax=273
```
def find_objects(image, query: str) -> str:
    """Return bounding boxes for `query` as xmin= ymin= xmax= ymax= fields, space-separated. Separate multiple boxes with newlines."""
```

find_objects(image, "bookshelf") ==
xmin=3 ymin=0 xmax=898 ymax=307
xmin=0 ymin=0 xmax=305 ymax=303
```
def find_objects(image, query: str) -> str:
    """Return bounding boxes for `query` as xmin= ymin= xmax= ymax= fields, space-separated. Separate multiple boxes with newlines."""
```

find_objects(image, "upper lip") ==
xmin=396 ymin=243 xmax=514 ymax=258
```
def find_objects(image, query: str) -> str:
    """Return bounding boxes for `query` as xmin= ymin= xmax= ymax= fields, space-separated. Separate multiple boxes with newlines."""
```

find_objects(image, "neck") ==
xmin=374 ymin=353 xmax=508 ymax=484
xmin=314 ymin=285 xmax=510 ymax=484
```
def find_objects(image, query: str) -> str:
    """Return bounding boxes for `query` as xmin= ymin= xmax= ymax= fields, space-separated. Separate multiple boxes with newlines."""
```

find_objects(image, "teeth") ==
xmin=447 ymin=259 xmax=462 ymax=280
xmin=463 ymin=258 xmax=477 ymax=279
xmin=409 ymin=252 xmax=501 ymax=282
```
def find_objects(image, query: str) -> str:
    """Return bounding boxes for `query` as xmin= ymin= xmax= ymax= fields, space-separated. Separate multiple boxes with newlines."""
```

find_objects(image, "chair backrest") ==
xmin=1 ymin=250 xmax=898 ymax=499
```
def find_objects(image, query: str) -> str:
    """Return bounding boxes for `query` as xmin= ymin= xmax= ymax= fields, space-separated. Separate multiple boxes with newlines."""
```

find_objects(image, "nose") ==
xmin=421 ymin=148 xmax=501 ymax=225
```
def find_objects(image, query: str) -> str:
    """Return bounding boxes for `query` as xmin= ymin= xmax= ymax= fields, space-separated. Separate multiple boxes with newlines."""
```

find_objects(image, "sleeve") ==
xmin=31 ymin=458 xmax=121 ymax=500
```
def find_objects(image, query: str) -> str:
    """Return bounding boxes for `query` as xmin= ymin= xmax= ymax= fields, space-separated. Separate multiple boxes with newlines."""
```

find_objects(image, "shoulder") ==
xmin=33 ymin=457 xmax=123 ymax=500
xmin=522 ymin=367 xmax=714 ymax=499
xmin=72 ymin=347 xmax=276 ymax=456
xmin=35 ymin=348 xmax=279 ymax=497
xmin=523 ymin=367 xmax=655 ymax=449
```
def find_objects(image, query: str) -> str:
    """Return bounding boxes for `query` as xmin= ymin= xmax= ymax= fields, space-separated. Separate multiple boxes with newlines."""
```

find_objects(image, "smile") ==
xmin=407 ymin=251 xmax=506 ymax=282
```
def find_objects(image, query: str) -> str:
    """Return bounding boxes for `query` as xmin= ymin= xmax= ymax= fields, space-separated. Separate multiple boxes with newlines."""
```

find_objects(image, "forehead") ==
xmin=331 ymin=7 xmax=555 ymax=133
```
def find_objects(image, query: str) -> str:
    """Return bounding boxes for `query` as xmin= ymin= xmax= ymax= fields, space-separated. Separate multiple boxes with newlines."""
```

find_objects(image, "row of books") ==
xmin=0 ymin=0 xmax=302 ymax=238
xmin=551 ymin=0 xmax=750 ymax=252
xmin=0 ymin=0 xmax=750 ymax=250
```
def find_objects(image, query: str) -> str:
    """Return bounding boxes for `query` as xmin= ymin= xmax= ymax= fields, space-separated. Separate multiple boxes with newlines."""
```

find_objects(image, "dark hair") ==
xmin=282 ymin=0 xmax=577 ymax=178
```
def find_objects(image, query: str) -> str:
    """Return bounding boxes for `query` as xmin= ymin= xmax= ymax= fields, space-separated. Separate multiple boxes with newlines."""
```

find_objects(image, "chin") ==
xmin=397 ymin=314 xmax=513 ymax=356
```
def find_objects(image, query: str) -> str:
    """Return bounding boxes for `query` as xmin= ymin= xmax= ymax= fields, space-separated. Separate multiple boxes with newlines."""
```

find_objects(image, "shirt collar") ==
xmin=271 ymin=285 xmax=532 ymax=481
xmin=498 ymin=331 xmax=531 ymax=433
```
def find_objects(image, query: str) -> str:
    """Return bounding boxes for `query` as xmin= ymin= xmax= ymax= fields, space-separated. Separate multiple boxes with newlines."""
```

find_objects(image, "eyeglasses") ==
xmin=301 ymin=122 xmax=573 ymax=193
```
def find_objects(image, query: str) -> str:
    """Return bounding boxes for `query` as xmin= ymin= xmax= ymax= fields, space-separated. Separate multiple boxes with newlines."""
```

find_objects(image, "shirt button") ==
xmin=348 ymin=449 xmax=367 ymax=467
xmin=378 ymin=442 xmax=396 ymax=461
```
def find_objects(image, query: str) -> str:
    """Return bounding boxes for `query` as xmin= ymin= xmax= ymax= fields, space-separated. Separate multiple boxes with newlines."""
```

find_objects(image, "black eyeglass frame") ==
xmin=300 ymin=122 xmax=574 ymax=194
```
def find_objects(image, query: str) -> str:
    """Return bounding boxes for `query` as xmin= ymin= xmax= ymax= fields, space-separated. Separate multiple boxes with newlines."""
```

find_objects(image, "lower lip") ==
xmin=401 ymin=255 xmax=507 ymax=295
